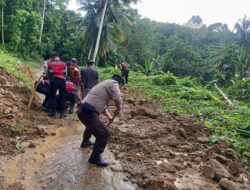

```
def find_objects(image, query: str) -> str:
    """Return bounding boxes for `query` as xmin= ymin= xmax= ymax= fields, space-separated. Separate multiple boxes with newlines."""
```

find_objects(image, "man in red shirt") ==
xmin=46 ymin=53 xmax=67 ymax=118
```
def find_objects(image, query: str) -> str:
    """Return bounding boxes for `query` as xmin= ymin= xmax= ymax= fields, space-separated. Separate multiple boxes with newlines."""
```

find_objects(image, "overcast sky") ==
xmin=68 ymin=0 xmax=249 ymax=30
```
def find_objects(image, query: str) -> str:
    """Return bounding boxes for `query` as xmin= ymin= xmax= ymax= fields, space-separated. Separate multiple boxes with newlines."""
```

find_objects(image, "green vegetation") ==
xmin=0 ymin=49 xmax=37 ymax=87
xmin=10 ymin=123 xmax=22 ymax=135
xmin=100 ymin=67 xmax=250 ymax=164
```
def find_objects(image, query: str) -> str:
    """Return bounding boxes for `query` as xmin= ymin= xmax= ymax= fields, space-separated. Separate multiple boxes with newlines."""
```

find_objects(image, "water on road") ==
xmin=0 ymin=122 xmax=137 ymax=190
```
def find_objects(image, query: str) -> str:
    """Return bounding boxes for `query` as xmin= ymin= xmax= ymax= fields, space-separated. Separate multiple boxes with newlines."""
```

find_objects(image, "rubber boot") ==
xmin=80 ymin=140 xmax=94 ymax=148
xmin=60 ymin=112 xmax=67 ymax=118
xmin=88 ymin=153 xmax=108 ymax=167
xmin=69 ymin=107 xmax=74 ymax=114
xmin=48 ymin=110 xmax=56 ymax=117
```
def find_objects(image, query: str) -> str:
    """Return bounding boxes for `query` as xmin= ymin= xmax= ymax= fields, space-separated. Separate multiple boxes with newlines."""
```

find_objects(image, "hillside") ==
xmin=0 ymin=53 xmax=249 ymax=189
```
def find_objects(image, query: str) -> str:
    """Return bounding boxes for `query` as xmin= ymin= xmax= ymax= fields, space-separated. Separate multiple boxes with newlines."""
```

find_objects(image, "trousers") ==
xmin=77 ymin=103 xmax=109 ymax=155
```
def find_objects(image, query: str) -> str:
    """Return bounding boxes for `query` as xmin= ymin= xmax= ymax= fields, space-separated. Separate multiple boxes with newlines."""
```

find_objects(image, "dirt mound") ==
xmin=109 ymin=98 xmax=250 ymax=189
xmin=0 ymin=68 xmax=57 ymax=156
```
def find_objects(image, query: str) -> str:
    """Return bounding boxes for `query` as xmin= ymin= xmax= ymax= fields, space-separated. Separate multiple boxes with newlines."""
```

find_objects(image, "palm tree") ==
xmin=234 ymin=16 xmax=250 ymax=78
xmin=78 ymin=0 xmax=137 ymax=62
xmin=38 ymin=0 xmax=47 ymax=47
xmin=1 ymin=0 xmax=5 ymax=44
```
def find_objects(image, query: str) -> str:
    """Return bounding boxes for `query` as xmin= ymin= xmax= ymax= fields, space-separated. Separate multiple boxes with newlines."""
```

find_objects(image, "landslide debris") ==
xmin=109 ymin=98 xmax=250 ymax=190
xmin=0 ymin=68 xmax=57 ymax=156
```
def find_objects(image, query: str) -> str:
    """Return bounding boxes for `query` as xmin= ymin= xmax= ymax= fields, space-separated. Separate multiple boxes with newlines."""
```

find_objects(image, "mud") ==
xmin=0 ymin=120 xmax=137 ymax=190
xmin=0 ymin=68 xmax=53 ymax=156
xmin=108 ymin=98 xmax=250 ymax=189
xmin=0 ymin=66 xmax=250 ymax=189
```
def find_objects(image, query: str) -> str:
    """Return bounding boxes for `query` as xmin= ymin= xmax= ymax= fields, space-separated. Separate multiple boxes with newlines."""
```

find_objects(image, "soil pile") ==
xmin=109 ymin=98 xmax=250 ymax=190
xmin=0 ymin=68 xmax=57 ymax=156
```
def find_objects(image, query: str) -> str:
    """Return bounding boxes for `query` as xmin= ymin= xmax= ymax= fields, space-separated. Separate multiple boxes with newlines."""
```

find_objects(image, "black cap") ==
xmin=111 ymin=74 xmax=125 ymax=85
xmin=87 ymin=59 xmax=95 ymax=64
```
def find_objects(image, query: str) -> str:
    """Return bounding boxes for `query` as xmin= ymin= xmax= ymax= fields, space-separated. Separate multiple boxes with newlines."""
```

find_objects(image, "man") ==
xmin=64 ymin=81 xmax=77 ymax=114
xmin=77 ymin=74 xmax=125 ymax=167
xmin=36 ymin=79 xmax=77 ymax=114
xmin=68 ymin=58 xmax=82 ymax=102
xmin=35 ymin=78 xmax=50 ymax=108
xmin=46 ymin=53 xmax=67 ymax=118
xmin=118 ymin=61 xmax=129 ymax=84
xmin=81 ymin=59 xmax=99 ymax=97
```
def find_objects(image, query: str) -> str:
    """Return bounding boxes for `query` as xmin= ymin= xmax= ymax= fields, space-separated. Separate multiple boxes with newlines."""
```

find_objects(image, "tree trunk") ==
xmin=38 ymin=0 xmax=47 ymax=47
xmin=1 ymin=3 xmax=4 ymax=44
xmin=214 ymin=83 xmax=234 ymax=108
xmin=92 ymin=0 xmax=108 ymax=62
xmin=88 ymin=43 xmax=93 ymax=59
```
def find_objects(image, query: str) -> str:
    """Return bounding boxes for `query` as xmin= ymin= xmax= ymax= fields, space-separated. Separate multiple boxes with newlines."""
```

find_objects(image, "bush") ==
xmin=228 ymin=78 xmax=250 ymax=97
xmin=153 ymin=72 xmax=178 ymax=86
xmin=178 ymin=87 xmax=212 ymax=100
xmin=178 ymin=77 xmax=197 ymax=87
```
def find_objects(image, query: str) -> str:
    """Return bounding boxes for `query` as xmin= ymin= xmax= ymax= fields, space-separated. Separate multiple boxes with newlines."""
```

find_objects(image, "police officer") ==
xmin=77 ymin=74 xmax=125 ymax=167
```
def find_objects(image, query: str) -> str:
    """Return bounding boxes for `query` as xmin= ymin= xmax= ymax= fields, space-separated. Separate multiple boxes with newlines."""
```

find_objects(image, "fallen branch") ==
xmin=214 ymin=83 xmax=234 ymax=108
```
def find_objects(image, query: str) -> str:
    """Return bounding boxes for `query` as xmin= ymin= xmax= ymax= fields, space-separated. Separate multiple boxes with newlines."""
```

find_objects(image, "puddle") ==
xmin=0 ymin=123 xmax=137 ymax=190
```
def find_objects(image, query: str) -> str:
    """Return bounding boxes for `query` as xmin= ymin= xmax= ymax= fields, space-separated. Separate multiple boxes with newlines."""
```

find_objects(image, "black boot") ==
xmin=48 ymin=111 xmax=56 ymax=117
xmin=60 ymin=112 xmax=67 ymax=118
xmin=80 ymin=140 xmax=94 ymax=148
xmin=69 ymin=107 xmax=74 ymax=114
xmin=42 ymin=101 xmax=47 ymax=108
xmin=88 ymin=153 xmax=108 ymax=167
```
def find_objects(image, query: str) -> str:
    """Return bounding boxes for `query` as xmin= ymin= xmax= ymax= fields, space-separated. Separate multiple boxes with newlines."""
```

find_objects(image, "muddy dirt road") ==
xmin=0 ymin=116 xmax=137 ymax=190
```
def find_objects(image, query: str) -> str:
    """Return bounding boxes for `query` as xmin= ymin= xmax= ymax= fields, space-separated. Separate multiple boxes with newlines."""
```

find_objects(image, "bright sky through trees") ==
xmin=67 ymin=0 xmax=249 ymax=30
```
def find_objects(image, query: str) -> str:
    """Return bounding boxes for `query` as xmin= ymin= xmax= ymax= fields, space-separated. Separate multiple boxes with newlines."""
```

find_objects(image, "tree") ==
xmin=208 ymin=23 xmax=229 ymax=32
xmin=234 ymin=16 xmax=250 ymax=78
xmin=0 ymin=0 xmax=5 ymax=44
xmin=186 ymin=15 xmax=203 ymax=29
xmin=38 ymin=0 xmax=47 ymax=47
xmin=78 ymin=0 xmax=138 ymax=62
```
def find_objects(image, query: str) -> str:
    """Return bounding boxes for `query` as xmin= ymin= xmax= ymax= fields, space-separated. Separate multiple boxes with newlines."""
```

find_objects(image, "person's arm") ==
xmin=95 ymin=71 xmax=99 ymax=84
xmin=110 ymin=83 xmax=122 ymax=116
xmin=63 ymin=63 xmax=67 ymax=79
xmin=103 ymin=109 xmax=113 ymax=123
xmin=45 ymin=63 xmax=50 ymax=78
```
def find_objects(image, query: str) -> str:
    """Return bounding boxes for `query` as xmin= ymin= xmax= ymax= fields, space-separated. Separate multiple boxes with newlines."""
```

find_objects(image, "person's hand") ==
xmin=108 ymin=116 xmax=114 ymax=124
xmin=114 ymin=109 xmax=120 ymax=116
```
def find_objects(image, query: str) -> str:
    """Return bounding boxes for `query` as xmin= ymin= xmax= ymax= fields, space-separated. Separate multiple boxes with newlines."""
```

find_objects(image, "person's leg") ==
xmin=91 ymin=122 xmax=109 ymax=155
xmin=68 ymin=92 xmax=76 ymax=114
xmin=77 ymin=105 xmax=109 ymax=166
xmin=58 ymin=79 xmax=66 ymax=118
xmin=36 ymin=84 xmax=50 ymax=107
xmin=77 ymin=105 xmax=95 ymax=147
xmin=88 ymin=118 xmax=110 ymax=166
xmin=125 ymin=70 xmax=129 ymax=84
xmin=48 ymin=79 xmax=58 ymax=117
